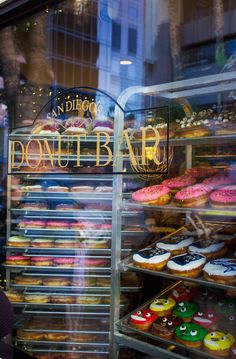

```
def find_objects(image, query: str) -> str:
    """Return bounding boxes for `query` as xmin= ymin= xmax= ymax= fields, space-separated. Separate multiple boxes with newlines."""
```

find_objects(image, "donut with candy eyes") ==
xmin=220 ymin=314 xmax=236 ymax=335
xmin=149 ymin=297 xmax=176 ymax=316
xmin=204 ymin=331 xmax=235 ymax=357
xmin=152 ymin=315 xmax=181 ymax=339
xmin=173 ymin=301 xmax=198 ymax=322
xmin=215 ymin=298 xmax=236 ymax=315
xmin=175 ymin=322 xmax=208 ymax=348
xmin=129 ymin=309 xmax=157 ymax=331
xmin=171 ymin=285 xmax=193 ymax=302
xmin=193 ymin=309 xmax=219 ymax=329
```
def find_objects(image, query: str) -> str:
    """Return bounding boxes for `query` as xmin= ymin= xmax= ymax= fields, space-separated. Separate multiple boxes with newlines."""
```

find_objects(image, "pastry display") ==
xmin=203 ymin=258 xmax=236 ymax=285
xmin=174 ymin=184 xmax=212 ymax=207
xmin=129 ymin=309 xmax=157 ymax=331
xmin=193 ymin=310 xmax=219 ymax=330
xmin=176 ymin=110 xmax=212 ymax=138
xmin=175 ymin=322 xmax=208 ymax=348
xmin=132 ymin=185 xmax=171 ymax=205
xmin=7 ymin=235 xmax=30 ymax=247
xmin=167 ymin=253 xmax=206 ymax=278
xmin=152 ymin=315 xmax=181 ymax=340
xmin=203 ymin=331 xmax=235 ymax=357
xmin=156 ymin=235 xmax=195 ymax=255
xmin=209 ymin=185 xmax=236 ymax=208
xmin=171 ymin=285 xmax=193 ymax=302
xmin=162 ymin=175 xmax=196 ymax=193
xmin=133 ymin=248 xmax=171 ymax=270
xmin=173 ymin=301 xmax=198 ymax=322
xmin=188 ymin=240 xmax=227 ymax=260
xmin=149 ymin=297 xmax=176 ymax=316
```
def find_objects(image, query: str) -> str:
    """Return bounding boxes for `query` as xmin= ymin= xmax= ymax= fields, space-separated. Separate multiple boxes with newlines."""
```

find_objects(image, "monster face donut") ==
xmin=175 ymin=322 xmax=208 ymax=348
xmin=193 ymin=310 xmax=219 ymax=330
xmin=167 ymin=253 xmax=206 ymax=278
xmin=220 ymin=314 xmax=236 ymax=336
xmin=149 ymin=297 xmax=176 ymax=317
xmin=129 ymin=309 xmax=157 ymax=331
xmin=173 ymin=301 xmax=198 ymax=322
xmin=152 ymin=315 xmax=181 ymax=340
xmin=203 ymin=258 xmax=236 ymax=285
xmin=133 ymin=248 xmax=171 ymax=270
xmin=171 ymin=285 xmax=193 ymax=302
xmin=214 ymin=298 xmax=236 ymax=316
xmin=204 ymin=331 xmax=235 ymax=357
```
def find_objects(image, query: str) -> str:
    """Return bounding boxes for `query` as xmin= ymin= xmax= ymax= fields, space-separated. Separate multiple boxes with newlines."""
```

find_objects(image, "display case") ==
xmin=3 ymin=87 xmax=144 ymax=359
xmin=112 ymin=72 xmax=236 ymax=359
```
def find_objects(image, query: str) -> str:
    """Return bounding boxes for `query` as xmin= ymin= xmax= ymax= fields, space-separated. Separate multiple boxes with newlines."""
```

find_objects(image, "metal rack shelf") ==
xmin=10 ymin=283 xmax=141 ymax=292
xmin=16 ymin=338 xmax=109 ymax=346
xmin=3 ymin=264 xmax=111 ymax=272
xmin=12 ymin=191 xmax=113 ymax=201
xmin=11 ymin=208 xmax=113 ymax=218
xmin=122 ymin=200 xmax=236 ymax=217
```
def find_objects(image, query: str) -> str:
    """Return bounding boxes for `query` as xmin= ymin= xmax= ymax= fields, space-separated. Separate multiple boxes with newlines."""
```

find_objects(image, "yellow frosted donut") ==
xmin=150 ymin=297 xmax=176 ymax=316
xmin=204 ymin=331 xmax=234 ymax=351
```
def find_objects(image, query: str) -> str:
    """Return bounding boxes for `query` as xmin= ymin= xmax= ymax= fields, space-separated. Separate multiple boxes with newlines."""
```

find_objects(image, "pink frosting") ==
xmin=175 ymin=184 xmax=212 ymax=200
xmin=47 ymin=221 xmax=69 ymax=228
xmin=6 ymin=255 xmax=28 ymax=261
xmin=132 ymin=185 xmax=170 ymax=202
xmin=20 ymin=220 xmax=45 ymax=226
xmin=77 ymin=258 xmax=108 ymax=266
xmin=210 ymin=185 xmax=236 ymax=203
xmin=71 ymin=221 xmax=97 ymax=228
xmin=203 ymin=173 xmax=235 ymax=188
xmin=163 ymin=175 xmax=196 ymax=189
xmin=54 ymin=258 xmax=75 ymax=264
xmin=31 ymin=256 xmax=53 ymax=262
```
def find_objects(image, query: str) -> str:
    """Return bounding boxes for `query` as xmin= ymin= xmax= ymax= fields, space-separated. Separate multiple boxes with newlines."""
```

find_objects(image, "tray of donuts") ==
xmin=128 ymin=229 xmax=236 ymax=289
xmin=4 ymin=289 xmax=129 ymax=308
xmin=119 ymin=281 xmax=236 ymax=358
xmin=4 ymin=255 xmax=111 ymax=271
xmin=130 ymin=165 xmax=236 ymax=210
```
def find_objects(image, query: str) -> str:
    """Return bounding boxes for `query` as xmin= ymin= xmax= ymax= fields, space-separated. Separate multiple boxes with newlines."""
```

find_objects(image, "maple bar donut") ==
xmin=7 ymin=236 xmax=30 ymax=247
xmin=31 ymin=238 xmax=54 ymax=248
xmin=209 ymin=185 xmax=236 ymax=208
xmin=129 ymin=309 xmax=157 ymax=331
xmin=156 ymin=235 xmax=195 ymax=256
xmin=188 ymin=240 xmax=227 ymax=260
xmin=31 ymin=256 xmax=53 ymax=266
xmin=132 ymin=185 xmax=171 ymax=205
xmin=162 ymin=175 xmax=196 ymax=193
xmin=174 ymin=184 xmax=212 ymax=207
xmin=204 ymin=331 xmax=235 ymax=357
xmin=6 ymin=255 xmax=30 ymax=266
xmin=18 ymin=219 xmax=46 ymax=229
xmin=167 ymin=253 xmax=206 ymax=278
xmin=203 ymin=258 xmax=236 ymax=285
xmin=133 ymin=247 xmax=171 ymax=270
xmin=175 ymin=322 xmax=208 ymax=348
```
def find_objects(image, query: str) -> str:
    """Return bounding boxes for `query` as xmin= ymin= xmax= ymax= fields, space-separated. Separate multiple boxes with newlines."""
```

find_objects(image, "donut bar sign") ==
xmin=10 ymin=88 xmax=169 ymax=174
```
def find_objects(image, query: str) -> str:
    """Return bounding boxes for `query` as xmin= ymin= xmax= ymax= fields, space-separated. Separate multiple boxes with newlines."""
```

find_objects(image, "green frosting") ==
xmin=173 ymin=301 xmax=198 ymax=318
xmin=175 ymin=322 xmax=208 ymax=342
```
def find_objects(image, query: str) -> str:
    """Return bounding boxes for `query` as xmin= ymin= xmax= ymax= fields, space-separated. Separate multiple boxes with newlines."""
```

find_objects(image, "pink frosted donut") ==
xmin=18 ymin=220 xmax=46 ymax=228
xmin=54 ymin=257 xmax=75 ymax=267
xmin=6 ymin=255 xmax=30 ymax=265
xmin=210 ymin=185 xmax=236 ymax=207
xmin=31 ymin=256 xmax=53 ymax=266
xmin=31 ymin=256 xmax=53 ymax=262
xmin=77 ymin=258 xmax=109 ymax=267
xmin=132 ymin=185 xmax=171 ymax=204
xmin=202 ymin=173 xmax=235 ymax=188
xmin=46 ymin=221 xmax=69 ymax=229
xmin=71 ymin=220 xmax=97 ymax=229
xmin=174 ymin=184 xmax=212 ymax=207
xmin=162 ymin=175 xmax=196 ymax=190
